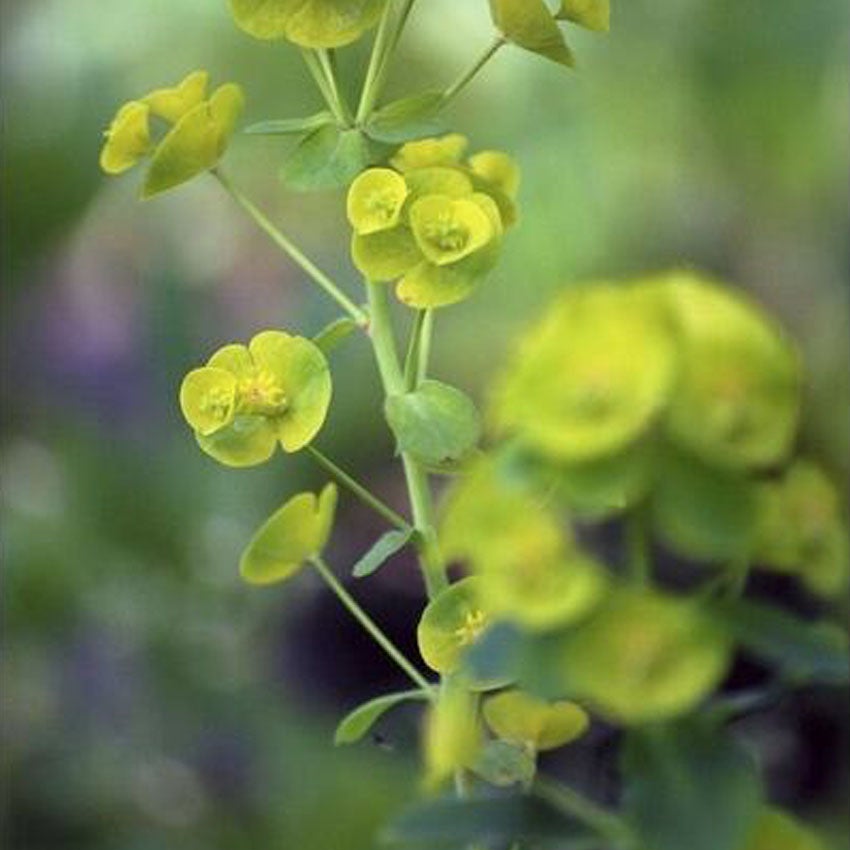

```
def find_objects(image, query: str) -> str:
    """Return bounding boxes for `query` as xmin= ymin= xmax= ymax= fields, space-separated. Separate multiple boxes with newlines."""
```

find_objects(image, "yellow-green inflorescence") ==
xmin=179 ymin=330 xmax=331 ymax=467
xmin=347 ymin=134 xmax=520 ymax=309
xmin=100 ymin=70 xmax=244 ymax=198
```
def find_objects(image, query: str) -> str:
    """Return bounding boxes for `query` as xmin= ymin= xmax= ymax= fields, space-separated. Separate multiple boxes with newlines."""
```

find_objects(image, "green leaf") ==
xmin=239 ymin=483 xmax=337 ymax=585
xmin=365 ymin=91 xmax=447 ymax=144
xmin=622 ymin=719 xmax=763 ymax=850
xmin=471 ymin=740 xmax=536 ymax=788
xmin=352 ymin=528 xmax=415 ymax=578
xmin=382 ymin=794 xmax=594 ymax=848
xmin=385 ymin=379 xmax=481 ymax=466
xmin=334 ymin=689 xmax=429 ymax=745
xmin=281 ymin=125 xmax=379 ymax=191
xmin=244 ymin=111 xmax=335 ymax=136
xmin=651 ymin=446 xmax=758 ymax=563
xmin=312 ymin=316 xmax=359 ymax=354
xmin=713 ymin=599 xmax=849 ymax=685
xmin=489 ymin=0 xmax=575 ymax=68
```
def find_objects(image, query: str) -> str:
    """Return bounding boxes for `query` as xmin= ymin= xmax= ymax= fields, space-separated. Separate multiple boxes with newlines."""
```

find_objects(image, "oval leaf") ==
xmin=352 ymin=528 xmax=415 ymax=578
xmin=334 ymin=689 xmax=430 ymax=745
xmin=281 ymin=125 xmax=380 ymax=191
xmin=244 ymin=111 xmax=335 ymax=136
xmin=312 ymin=316 xmax=360 ymax=354
xmin=385 ymin=379 xmax=481 ymax=466
xmin=365 ymin=91 xmax=447 ymax=144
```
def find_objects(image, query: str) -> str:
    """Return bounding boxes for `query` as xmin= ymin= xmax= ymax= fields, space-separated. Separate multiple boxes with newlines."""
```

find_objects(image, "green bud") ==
xmin=347 ymin=168 xmax=409 ymax=235
xmin=239 ymin=483 xmax=337 ymax=585
xmin=558 ymin=589 xmax=732 ymax=724
xmin=229 ymin=0 xmax=386 ymax=48
xmin=483 ymin=690 xmax=589 ymax=752
xmin=99 ymin=101 xmax=152 ymax=175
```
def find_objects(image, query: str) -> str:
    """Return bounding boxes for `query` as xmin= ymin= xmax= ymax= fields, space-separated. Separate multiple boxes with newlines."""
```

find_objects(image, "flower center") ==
xmin=367 ymin=190 xmax=401 ymax=225
xmin=424 ymin=213 xmax=469 ymax=252
xmin=453 ymin=609 xmax=487 ymax=647
xmin=238 ymin=369 xmax=289 ymax=416
xmin=200 ymin=385 xmax=234 ymax=424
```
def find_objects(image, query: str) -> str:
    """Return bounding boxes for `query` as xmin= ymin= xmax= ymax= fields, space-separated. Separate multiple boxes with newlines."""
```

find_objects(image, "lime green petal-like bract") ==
xmin=229 ymin=0 xmax=386 ymax=48
xmin=99 ymin=101 xmax=152 ymax=175
xmin=483 ymin=690 xmax=589 ymax=751
xmin=142 ymin=70 xmax=209 ymax=123
xmin=240 ymin=483 xmax=338 ymax=584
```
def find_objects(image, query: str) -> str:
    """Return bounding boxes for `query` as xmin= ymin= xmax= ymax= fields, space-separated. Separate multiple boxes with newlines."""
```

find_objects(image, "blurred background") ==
xmin=2 ymin=0 xmax=849 ymax=847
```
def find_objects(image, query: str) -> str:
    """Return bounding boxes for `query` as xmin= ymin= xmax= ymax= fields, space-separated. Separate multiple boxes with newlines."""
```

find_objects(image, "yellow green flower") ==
xmin=743 ymin=808 xmax=826 ymax=850
xmin=179 ymin=330 xmax=332 ymax=467
xmin=754 ymin=460 xmax=849 ymax=597
xmin=99 ymin=71 xmax=244 ymax=198
xmin=483 ymin=690 xmax=589 ymax=752
xmin=229 ymin=0 xmax=386 ymax=48
xmin=557 ymin=589 xmax=732 ymax=724
xmin=658 ymin=271 xmax=801 ymax=470
xmin=348 ymin=136 xmax=520 ymax=309
xmin=491 ymin=282 xmax=678 ymax=463
xmin=240 ymin=483 xmax=337 ymax=584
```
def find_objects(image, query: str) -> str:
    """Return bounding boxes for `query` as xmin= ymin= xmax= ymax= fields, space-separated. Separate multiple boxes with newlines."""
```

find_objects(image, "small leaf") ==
xmin=352 ymin=528 xmax=415 ymax=578
xmin=244 ymin=111 xmax=335 ymax=136
xmin=281 ymin=125 xmax=380 ymax=191
xmin=713 ymin=599 xmax=849 ymax=686
xmin=382 ymin=794 xmax=594 ymax=847
xmin=312 ymin=316 xmax=359 ymax=354
xmin=489 ymin=0 xmax=575 ymax=68
xmin=385 ymin=379 xmax=481 ymax=466
xmin=471 ymin=740 xmax=536 ymax=788
xmin=334 ymin=689 xmax=429 ymax=745
xmin=622 ymin=719 xmax=763 ymax=850
xmin=365 ymin=91 xmax=447 ymax=144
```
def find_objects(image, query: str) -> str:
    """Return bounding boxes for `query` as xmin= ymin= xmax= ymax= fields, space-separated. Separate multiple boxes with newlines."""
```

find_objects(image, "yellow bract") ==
xmin=348 ymin=136 xmax=519 ymax=309
xmin=100 ymin=71 xmax=244 ymax=198
xmin=556 ymin=0 xmax=610 ymax=32
xmin=229 ymin=0 xmax=386 ymax=48
xmin=483 ymin=690 xmax=589 ymax=752
xmin=179 ymin=330 xmax=331 ymax=467
xmin=99 ymin=102 xmax=152 ymax=175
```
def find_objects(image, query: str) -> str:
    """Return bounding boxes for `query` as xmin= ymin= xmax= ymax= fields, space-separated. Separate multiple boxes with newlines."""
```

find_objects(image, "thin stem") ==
xmin=317 ymin=49 xmax=353 ymax=124
xmin=307 ymin=445 xmax=410 ymax=531
xmin=365 ymin=281 xmax=448 ymax=598
xmin=356 ymin=0 xmax=397 ymax=123
xmin=723 ymin=555 xmax=752 ymax=599
xmin=417 ymin=309 xmax=433 ymax=385
xmin=211 ymin=169 xmax=368 ymax=326
xmin=441 ymin=36 xmax=506 ymax=107
xmin=300 ymin=49 xmax=343 ymax=123
xmin=535 ymin=776 xmax=635 ymax=850
xmin=368 ymin=0 xmax=419 ymax=117
xmin=625 ymin=504 xmax=651 ymax=586
xmin=311 ymin=556 xmax=435 ymax=695
xmin=403 ymin=309 xmax=428 ymax=392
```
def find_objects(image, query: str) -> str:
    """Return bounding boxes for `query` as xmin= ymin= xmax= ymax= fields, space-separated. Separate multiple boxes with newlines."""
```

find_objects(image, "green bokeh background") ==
xmin=2 ymin=1 xmax=848 ymax=848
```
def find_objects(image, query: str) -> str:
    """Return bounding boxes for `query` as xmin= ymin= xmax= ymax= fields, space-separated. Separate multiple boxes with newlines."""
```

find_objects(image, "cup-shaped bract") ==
xmin=390 ymin=134 xmax=469 ymax=172
xmin=659 ymin=272 xmax=801 ymax=470
xmin=754 ymin=460 xmax=849 ymax=597
xmin=440 ymin=458 xmax=607 ymax=630
xmin=239 ymin=483 xmax=338 ymax=584
xmin=483 ymin=690 xmax=589 ymax=752
xmin=100 ymin=72 xmax=244 ymax=198
xmin=556 ymin=0 xmax=610 ymax=32
xmin=743 ymin=808 xmax=826 ymax=850
xmin=489 ymin=0 xmax=575 ymax=67
xmin=408 ymin=195 xmax=495 ymax=266
xmin=179 ymin=330 xmax=332 ymax=467
xmin=557 ymin=589 xmax=732 ymax=724
xmin=347 ymin=168 xmax=408 ymax=235
xmin=491 ymin=283 xmax=678 ymax=463
xmin=229 ymin=0 xmax=386 ymax=48
xmin=417 ymin=578 xmax=492 ymax=678
xmin=99 ymin=102 xmax=152 ymax=175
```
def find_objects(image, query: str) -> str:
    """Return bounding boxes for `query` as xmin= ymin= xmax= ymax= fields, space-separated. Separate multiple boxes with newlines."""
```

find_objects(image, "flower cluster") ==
xmin=179 ymin=330 xmax=331 ymax=467
xmin=99 ymin=71 xmax=243 ymax=198
xmin=347 ymin=134 xmax=519 ymax=308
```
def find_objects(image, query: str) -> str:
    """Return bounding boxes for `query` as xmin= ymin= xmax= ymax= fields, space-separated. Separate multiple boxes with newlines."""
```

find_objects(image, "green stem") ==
xmin=403 ymin=309 xmax=428 ymax=392
xmin=625 ymin=504 xmax=651 ymax=586
xmin=365 ymin=282 xmax=447 ymax=598
xmin=317 ymin=49 xmax=353 ymax=124
xmin=356 ymin=0 xmax=397 ymax=123
xmin=535 ymin=776 xmax=635 ymax=849
xmin=723 ymin=555 xmax=751 ymax=599
xmin=300 ymin=49 xmax=344 ymax=123
xmin=212 ymin=169 xmax=368 ymax=326
xmin=311 ymin=556 xmax=435 ymax=696
xmin=307 ymin=445 xmax=410 ymax=531
xmin=417 ymin=309 xmax=434 ymax=385
xmin=441 ymin=36 xmax=506 ymax=107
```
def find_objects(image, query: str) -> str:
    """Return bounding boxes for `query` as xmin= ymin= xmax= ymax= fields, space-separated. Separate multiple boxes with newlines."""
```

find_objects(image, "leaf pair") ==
xmin=100 ymin=71 xmax=244 ymax=198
